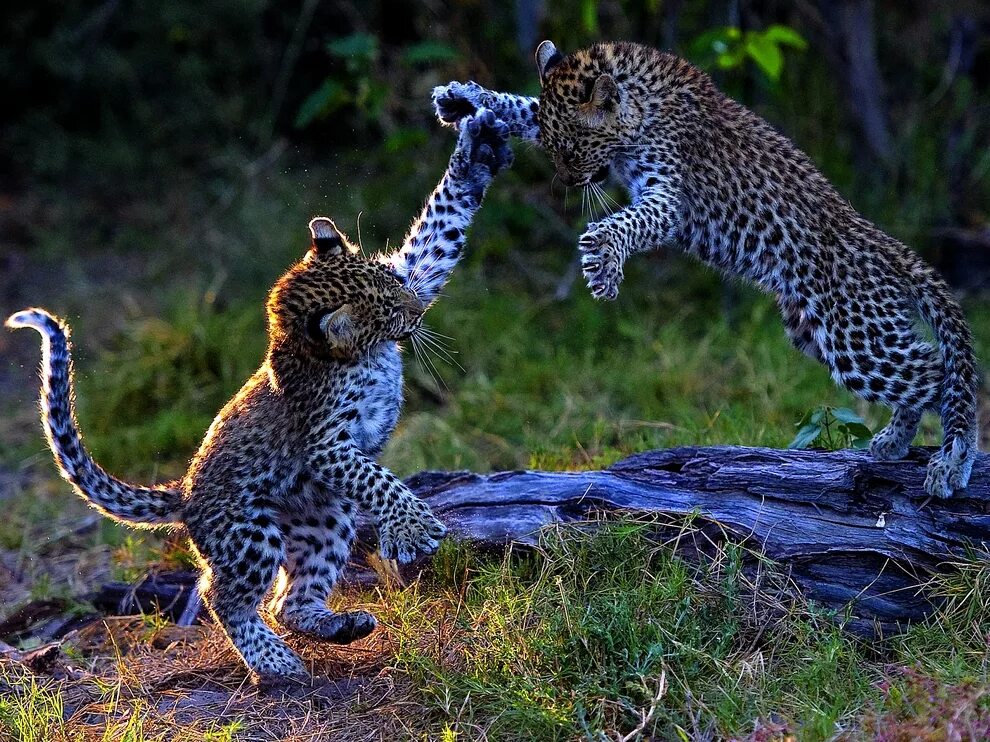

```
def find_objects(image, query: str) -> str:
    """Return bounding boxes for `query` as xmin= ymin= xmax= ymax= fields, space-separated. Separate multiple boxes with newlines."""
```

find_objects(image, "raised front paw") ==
xmin=432 ymin=81 xmax=490 ymax=126
xmin=378 ymin=497 xmax=448 ymax=564
xmin=459 ymin=108 xmax=513 ymax=177
xmin=579 ymin=224 xmax=625 ymax=301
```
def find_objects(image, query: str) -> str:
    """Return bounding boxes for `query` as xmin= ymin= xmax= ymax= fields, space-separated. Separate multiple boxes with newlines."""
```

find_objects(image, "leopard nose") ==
xmin=403 ymin=290 xmax=427 ymax=316
xmin=556 ymin=167 xmax=578 ymax=187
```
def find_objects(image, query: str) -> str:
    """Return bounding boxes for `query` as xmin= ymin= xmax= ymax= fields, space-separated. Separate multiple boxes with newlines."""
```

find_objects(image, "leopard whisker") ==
xmin=409 ymin=332 xmax=448 ymax=391
xmin=589 ymin=184 xmax=605 ymax=219
xmin=591 ymin=183 xmax=618 ymax=216
xmin=416 ymin=332 xmax=456 ymax=356
xmin=418 ymin=327 xmax=456 ymax=342
xmin=589 ymin=184 xmax=604 ymax=216
xmin=421 ymin=343 xmax=450 ymax=390
xmin=355 ymin=211 xmax=367 ymax=256
xmin=416 ymin=327 xmax=464 ymax=372
xmin=597 ymin=185 xmax=622 ymax=210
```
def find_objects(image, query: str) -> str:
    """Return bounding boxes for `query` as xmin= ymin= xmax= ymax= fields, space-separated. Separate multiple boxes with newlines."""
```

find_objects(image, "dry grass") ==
xmin=1 ymin=608 xmax=433 ymax=741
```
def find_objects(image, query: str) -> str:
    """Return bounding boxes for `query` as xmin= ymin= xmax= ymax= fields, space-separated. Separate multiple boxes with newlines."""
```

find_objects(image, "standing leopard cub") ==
xmin=7 ymin=110 xmax=513 ymax=683
xmin=434 ymin=40 xmax=979 ymax=500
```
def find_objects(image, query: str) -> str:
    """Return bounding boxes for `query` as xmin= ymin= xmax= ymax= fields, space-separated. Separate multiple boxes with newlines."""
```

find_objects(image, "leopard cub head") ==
xmin=535 ymin=40 xmax=642 ymax=188
xmin=267 ymin=217 xmax=425 ymax=362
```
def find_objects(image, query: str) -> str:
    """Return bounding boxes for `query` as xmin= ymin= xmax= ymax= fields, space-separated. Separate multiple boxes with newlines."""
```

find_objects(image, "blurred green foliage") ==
xmin=3 ymin=0 xmax=988 ymax=476
xmin=690 ymin=24 xmax=807 ymax=83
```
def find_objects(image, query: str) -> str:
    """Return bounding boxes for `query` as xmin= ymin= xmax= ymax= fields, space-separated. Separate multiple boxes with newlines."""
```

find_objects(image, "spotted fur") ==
xmin=6 ymin=110 xmax=512 ymax=683
xmin=434 ymin=41 xmax=979 ymax=500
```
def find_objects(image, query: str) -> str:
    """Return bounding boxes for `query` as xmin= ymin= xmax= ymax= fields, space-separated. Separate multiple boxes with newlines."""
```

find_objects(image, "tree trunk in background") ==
xmin=932 ymin=14 xmax=990 ymax=290
xmin=405 ymin=446 xmax=990 ymax=637
xmin=515 ymin=0 xmax=546 ymax=58
xmin=945 ymin=13 xmax=980 ymax=222
xmin=815 ymin=0 xmax=895 ymax=169
xmin=662 ymin=0 xmax=684 ymax=51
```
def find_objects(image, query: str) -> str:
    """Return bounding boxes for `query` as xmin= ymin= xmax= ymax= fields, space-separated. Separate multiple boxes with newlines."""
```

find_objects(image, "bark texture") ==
xmin=406 ymin=446 xmax=990 ymax=634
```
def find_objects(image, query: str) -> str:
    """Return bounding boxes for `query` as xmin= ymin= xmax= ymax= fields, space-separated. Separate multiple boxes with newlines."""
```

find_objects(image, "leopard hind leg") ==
xmin=188 ymin=492 xmax=307 ymax=683
xmin=824 ymin=294 xmax=940 ymax=462
xmin=272 ymin=494 xmax=376 ymax=644
xmin=869 ymin=407 xmax=922 ymax=461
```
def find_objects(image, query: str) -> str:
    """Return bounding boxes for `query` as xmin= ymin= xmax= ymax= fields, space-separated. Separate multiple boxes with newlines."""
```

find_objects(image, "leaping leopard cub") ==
xmin=434 ymin=40 xmax=979 ymax=500
xmin=7 ymin=110 xmax=513 ymax=683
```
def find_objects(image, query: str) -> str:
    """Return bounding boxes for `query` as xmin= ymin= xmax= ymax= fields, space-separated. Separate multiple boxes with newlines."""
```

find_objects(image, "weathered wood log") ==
xmin=7 ymin=447 xmax=986 ymax=644
xmin=405 ymin=445 xmax=990 ymax=635
xmin=90 ymin=570 xmax=201 ymax=625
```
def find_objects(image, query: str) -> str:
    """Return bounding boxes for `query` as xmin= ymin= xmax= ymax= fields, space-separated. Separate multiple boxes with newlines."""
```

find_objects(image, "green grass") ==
xmin=0 ymin=673 xmax=66 ymax=742
xmin=367 ymin=524 xmax=990 ymax=740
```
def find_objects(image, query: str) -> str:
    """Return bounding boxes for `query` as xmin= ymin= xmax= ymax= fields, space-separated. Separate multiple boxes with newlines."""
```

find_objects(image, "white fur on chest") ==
xmin=345 ymin=342 xmax=404 ymax=456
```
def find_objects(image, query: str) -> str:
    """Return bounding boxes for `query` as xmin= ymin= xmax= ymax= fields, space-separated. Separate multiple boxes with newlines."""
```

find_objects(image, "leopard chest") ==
xmin=344 ymin=342 xmax=404 ymax=457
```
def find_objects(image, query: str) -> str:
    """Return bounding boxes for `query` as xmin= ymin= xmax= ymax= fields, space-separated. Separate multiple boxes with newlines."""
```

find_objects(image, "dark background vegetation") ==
xmin=2 ymin=0 xmax=989 ymax=475
xmin=1 ymin=1 xmax=989 ymax=738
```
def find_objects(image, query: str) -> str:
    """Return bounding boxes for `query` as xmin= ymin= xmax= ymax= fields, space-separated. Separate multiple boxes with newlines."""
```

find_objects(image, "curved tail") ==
xmin=7 ymin=309 xmax=183 ymax=527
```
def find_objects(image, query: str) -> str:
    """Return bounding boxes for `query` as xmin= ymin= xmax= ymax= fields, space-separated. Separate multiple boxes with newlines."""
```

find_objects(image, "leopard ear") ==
xmin=535 ymin=40 xmax=563 ymax=85
xmin=308 ymin=217 xmax=346 ymax=257
xmin=577 ymin=74 xmax=619 ymax=127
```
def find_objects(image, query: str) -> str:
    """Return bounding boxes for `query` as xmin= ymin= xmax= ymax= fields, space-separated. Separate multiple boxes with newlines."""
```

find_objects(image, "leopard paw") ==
xmin=451 ymin=109 xmax=514 ymax=199
xmin=868 ymin=429 xmax=911 ymax=461
xmin=578 ymin=225 xmax=624 ymax=301
xmin=378 ymin=498 xmax=448 ymax=564
xmin=924 ymin=436 xmax=973 ymax=499
xmin=432 ymin=81 xmax=490 ymax=126
xmin=279 ymin=608 xmax=377 ymax=644
xmin=462 ymin=109 xmax=513 ymax=176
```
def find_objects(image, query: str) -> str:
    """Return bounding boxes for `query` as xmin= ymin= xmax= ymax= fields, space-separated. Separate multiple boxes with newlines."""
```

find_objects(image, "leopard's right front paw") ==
xmin=924 ymin=436 xmax=974 ymax=499
xmin=378 ymin=499 xmax=448 ymax=564
xmin=432 ymin=81 xmax=490 ymax=127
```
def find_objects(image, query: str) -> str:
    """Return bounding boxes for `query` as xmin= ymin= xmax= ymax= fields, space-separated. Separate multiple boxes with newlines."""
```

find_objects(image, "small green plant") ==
xmin=204 ymin=720 xmax=246 ymax=742
xmin=295 ymin=33 xmax=388 ymax=129
xmin=690 ymin=24 xmax=807 ymax=83
xmin=140 ymin=610 xmax=171 ymax=640
xmin=789 ymin=406 xmax=874 ymax=450
xmin=111 ymin=535 xmax=157 ymax=583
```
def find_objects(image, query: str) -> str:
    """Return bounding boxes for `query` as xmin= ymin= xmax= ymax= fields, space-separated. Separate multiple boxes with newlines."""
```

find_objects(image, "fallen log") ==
xmin=405 ymin=445 xmax=990 ymax=636
xmin=6 ymin=447 xmax=986 ymax=645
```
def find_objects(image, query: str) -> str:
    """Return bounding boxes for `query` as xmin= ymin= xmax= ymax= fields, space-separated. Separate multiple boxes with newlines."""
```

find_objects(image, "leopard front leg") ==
xmin=310 ymin=434 xmax=447 ymax=564
xmin=579 ymin=180 xmax=682 ymax=301
xmin=382 ymin=108 xmax=512 ymax=304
